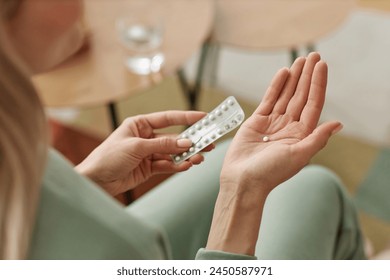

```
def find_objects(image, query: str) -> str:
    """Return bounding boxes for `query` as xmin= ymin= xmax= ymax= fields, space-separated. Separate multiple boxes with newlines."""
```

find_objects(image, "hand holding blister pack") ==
xmin=171 ymin=96 xmax=245 ymax=164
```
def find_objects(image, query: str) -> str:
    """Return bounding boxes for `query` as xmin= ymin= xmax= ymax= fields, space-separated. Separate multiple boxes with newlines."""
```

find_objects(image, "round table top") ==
xmin=33 ymin=0 xmax=214 ymax=108
xmin=213 ymin=0 xmax=356 ymax=50
xmin=359 ymin=0 xmax=390 ymax=12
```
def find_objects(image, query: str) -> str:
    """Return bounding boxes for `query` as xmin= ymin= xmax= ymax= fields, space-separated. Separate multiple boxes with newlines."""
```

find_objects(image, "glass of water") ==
xmin=116 ymin=15 xmax=165 ymax=75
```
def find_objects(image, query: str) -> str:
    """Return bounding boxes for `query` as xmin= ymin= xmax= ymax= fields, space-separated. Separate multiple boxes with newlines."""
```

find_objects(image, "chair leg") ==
xmin=205 ymin=42 xmax=221 ymax=88
xmin=290 ymin=48 xmax=299 ymax=64
xmin=306 ymin=43 xmax=316 ymax=54
xmin=290 ymin=44 xmax=316 ymax=65
xmin=108 ymin=102 xmax=119 ymax=130
xmin=177 ymin=40 xmax=212 ymax=111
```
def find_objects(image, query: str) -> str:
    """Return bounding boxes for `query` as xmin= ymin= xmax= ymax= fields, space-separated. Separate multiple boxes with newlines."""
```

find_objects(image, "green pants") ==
xmin=128 ymin=140 xmax=366 ymax=260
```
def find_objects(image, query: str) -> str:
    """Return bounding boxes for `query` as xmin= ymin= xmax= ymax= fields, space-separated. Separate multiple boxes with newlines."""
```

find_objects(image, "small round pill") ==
xmin=189 ymin=147 xmax=195 ymax=153
xmin=211 ymin=134 xmax=216 ymax=139
xmin=228 ymin=99 xmax=235 ymax=106
xmin=209 ymin=114 xmax=216 ymax=121
xmin=195 ymin=124 xmax=202 ymax=130
xmin=202 ymin=119 xmax=209 ymax=126
xmin=189 ymin=129 xmax=195 ymax=135
xmin=175 ymin=156 xmax=181 ymax=161
xmin=236 ymin=114 xmax=243 ymax=121
xmin=263 ymin=136 xmax=270 ymax=142
xmin=204 ymin=138 xmax=209 ymax=144
xmin=217 ymin=129 xmax=224 ymax=135
xmin=182 ymin=134 xmax=189 ymax=139
xmin=196 ymin=143 xmax=202 ymax=149
xmin=222 ymin=105 xmax=228 ymax=111
xmin=216 ymin=110 xmax=222 ymax=116
xmin=182 ymin=152 xmax=188 ymax=157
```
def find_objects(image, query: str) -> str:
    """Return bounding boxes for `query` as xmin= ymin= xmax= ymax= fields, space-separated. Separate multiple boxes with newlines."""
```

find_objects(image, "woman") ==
xmin=0 ymin=0 xmax=365 ymax=260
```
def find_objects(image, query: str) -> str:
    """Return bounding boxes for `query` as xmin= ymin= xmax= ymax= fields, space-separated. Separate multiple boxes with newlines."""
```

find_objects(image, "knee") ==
xmin=294 ymin=164 xmax=346 ymax=207
xmin=274 ymin=164 xmax=346 ymax=210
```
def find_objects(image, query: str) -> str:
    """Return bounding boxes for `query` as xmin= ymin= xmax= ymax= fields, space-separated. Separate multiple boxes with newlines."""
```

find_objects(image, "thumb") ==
xmin=136 ymin=137 xmax=193 ymax=157
xmin=293 ymin=121 xmax=343 ymax=163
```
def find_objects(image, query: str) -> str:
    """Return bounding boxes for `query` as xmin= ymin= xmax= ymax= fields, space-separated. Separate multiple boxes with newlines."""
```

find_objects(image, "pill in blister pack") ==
xmin=171 ymin=96 xmax=245 ymax=164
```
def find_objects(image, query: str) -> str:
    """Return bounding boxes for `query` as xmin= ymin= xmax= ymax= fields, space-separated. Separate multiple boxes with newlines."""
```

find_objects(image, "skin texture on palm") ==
xmin=207 ymin=53 xmax=342 ymax=256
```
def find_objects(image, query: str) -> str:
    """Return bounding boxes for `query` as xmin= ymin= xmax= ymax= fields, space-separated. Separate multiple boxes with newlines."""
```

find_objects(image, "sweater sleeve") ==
xmin=195 ymin=248 xmax=257 ymax=260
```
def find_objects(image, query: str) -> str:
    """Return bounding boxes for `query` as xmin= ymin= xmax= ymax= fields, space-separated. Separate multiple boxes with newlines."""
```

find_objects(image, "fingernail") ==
xmin=177 ymin=138 xmax=192 ymax=148
xmin=331 ymin=123 xmax=343 ymax=135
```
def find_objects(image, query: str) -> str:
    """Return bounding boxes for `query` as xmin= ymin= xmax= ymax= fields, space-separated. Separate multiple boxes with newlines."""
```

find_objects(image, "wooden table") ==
xmin=32 ymin=0 xmax=214 ymax=127
xmin=359 ymin=0 xmax=390 ymax=12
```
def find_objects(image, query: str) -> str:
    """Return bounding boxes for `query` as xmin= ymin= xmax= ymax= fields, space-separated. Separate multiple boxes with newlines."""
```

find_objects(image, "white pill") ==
xmin=182 ymin=134 xmax=189 ymax=139
xmin=222 ymin=105 xmax=228 ymax=111
xmin=209 ymin=114 xmax=216 ymax=121
xmin=263 ymin=136 xmax=270 ymax=142
xmin=195 ymin=124 xmax=202 ymax=130
xmin=204 ymin=138 xmax=209 ymax=144
xmin=211 ymin=134 xmax=216 ymax=139
xmin=196 ymin=143 xmax=202 ymax=149
xmin=236 ymin=114 xmax=243 ymax=121
xmin=202 ymin=119 xmax=209 ymax=125
xmin=189 ymin=147 xmax=195 ymax=153
xmin=216 ymin=110 xmax=222 ymax=116
xmin=175 ymin=156 xmax=181 ymax=161
xmin=182 ymin=152 xmax=188 ymax=157
xmin=217 ymin=129 xmax=224 ymax=135
xmin=228 ymin=99 xmax=235 ymax=106
xmin=189 ymin=129 xmax=195 ymax=135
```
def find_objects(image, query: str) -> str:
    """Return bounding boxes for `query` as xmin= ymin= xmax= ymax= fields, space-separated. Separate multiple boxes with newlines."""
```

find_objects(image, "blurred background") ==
xmin=37 ymin=0 xmax=390 ymax=256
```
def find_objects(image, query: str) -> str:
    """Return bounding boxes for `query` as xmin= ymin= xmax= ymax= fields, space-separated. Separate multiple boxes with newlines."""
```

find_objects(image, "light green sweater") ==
xmin=28 ymin=149 xmax=255 ymax=260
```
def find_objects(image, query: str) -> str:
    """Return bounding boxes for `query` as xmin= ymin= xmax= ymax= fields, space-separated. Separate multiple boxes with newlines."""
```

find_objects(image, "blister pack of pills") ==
xmin=171 ymin=96 xmax=245 ymax=164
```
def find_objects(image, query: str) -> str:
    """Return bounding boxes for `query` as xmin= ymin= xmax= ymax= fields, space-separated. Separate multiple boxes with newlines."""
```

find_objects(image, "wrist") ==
xmin=206 ymin=179 xmax=270 ymax=256
xmin=220 ymin=166 xmax=272 ymax=196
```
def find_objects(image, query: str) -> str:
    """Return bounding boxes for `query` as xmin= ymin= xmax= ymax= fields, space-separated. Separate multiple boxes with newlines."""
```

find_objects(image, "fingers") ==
xmin=152 ymin=160 xmax=194 ymax=174
xmin=255 ymin=67 xmax=290 ymax=115
xmin=134 ymin=137 xmax=193 ymax=157
xmin=285 ymin=52 xmax=321 ymax=120
xmin=151 ymin=154 xmax=205 ymax=174
xmin=292 ymin=121 xmax=342 ymax=164
xmin=135 ymin=136 xmax=215 ymax=159
xmin=154 ymin=133 xmax=216 ymax=151
xmin=272 ymin=57 xmax=306 ymax=114
xmin=136 ymin=111 xmax=206 ymax=130
xmin=299 ymin=61 xmax=328 ymax=130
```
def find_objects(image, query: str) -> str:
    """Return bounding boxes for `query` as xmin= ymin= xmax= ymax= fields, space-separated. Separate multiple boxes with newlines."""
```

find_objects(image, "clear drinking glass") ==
xmin=116 ymin=15 xmax=164 ymax=75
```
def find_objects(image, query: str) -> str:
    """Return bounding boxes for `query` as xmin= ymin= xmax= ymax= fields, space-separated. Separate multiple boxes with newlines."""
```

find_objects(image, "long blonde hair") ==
xmin=0 ymin=0 xmax=48 ymax=259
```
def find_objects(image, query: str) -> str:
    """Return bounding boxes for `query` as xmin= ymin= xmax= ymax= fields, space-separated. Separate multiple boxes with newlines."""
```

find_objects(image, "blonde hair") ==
xmin=0 ymin=0 xmax=48 ymax=259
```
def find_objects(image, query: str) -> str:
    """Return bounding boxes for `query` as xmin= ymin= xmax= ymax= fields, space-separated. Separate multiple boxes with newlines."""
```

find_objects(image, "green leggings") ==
xmin=127 ymin=140 xmax=366 ymax=260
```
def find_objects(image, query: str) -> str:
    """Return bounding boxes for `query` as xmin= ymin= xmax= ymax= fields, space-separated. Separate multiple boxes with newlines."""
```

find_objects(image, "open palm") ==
xmin=221 ymin=53 xmax=342 ymax=193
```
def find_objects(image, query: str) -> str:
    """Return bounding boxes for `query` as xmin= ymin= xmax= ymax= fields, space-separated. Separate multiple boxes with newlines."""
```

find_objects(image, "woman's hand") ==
xmin=207 ymin=53 xmax=342 ymax=256
xmin=221 ymin=52 xmax=341 ymax=194
xmin=76 ymin=111 xmax=214 ymax=196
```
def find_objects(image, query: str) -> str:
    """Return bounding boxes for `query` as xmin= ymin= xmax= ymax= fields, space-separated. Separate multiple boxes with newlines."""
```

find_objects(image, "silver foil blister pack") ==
xmin=172 ymin=96 xmax=245 ymax=164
